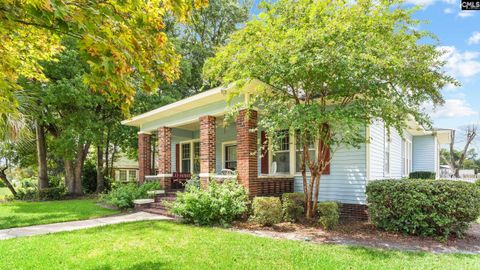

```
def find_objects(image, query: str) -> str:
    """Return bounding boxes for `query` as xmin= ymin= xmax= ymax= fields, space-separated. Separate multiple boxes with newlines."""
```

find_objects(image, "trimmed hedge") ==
xmin=251 ymin=197 xmax=282 ymax=226
xmin=409 ymin=171 xmax=436 ymax=179
xmin=318 ymin=201 xmax=340 ymax=230
xmin=367 ymin=179 xmax=480 ymax=240
xmin=281 ymin=193 xmax=305 ymax=222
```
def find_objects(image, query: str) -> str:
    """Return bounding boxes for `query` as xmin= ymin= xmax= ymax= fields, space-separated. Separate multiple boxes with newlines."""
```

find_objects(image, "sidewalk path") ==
xmin=0 ymin=211 xmax=171 ymax=240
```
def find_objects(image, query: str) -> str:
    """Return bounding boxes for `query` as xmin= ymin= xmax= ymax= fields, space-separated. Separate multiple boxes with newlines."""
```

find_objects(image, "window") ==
xmin=181 ymin=143 xmax=191 ymax=173
xmin=119 ymin=170 xmax=127 ymax=182
xmin=193 ymin=142 xmax=200 ymax=174
xmin=128 ymin=170 xmax=137 ymax=181
xmin=384 ymin=129 xmax=390 ymax=176
xmin=295 ymin=138 xmax=316 ymax=173
xmin=272 ymin=131 xmax=290 ymax=174
xmin=224 ymin=144 xmax=237 ymax=170
xmin=403 ymin=139 xmax=412 ymax=176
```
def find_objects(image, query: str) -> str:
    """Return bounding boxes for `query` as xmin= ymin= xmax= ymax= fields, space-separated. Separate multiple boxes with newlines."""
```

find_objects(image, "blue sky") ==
xmin=251 ymin=1 xmax=480 ymax=131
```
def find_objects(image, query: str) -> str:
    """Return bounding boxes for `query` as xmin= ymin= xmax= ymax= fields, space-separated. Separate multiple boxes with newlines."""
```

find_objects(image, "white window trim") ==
xmin=402 ymin=139 xmax=412 ymax=177
xmin=267 ymin=131 xmax=295 ymax=177
xmin=384 ymin=128 xmax=391 ymax=177
xmin=179 ymin=139 xmax=200 ymax=173
xmin=293 ymin=133 xmax=319 ymax=176
xmin=221 ymin=141 xmax=237 ymax=170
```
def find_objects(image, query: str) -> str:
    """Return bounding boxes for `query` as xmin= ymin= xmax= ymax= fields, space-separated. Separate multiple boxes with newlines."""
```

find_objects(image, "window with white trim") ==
xmin=119 ymin=170 xmax=127 ymax=182
xmin=193 ymin=142 xmax=200 ymax=174
xmin=128 ymin=170 xmax=136 ymax=181
xmin=272 ymin=130 xmax=290 ymax=174
xmin=384 ymin=129 xmax=390 ymax=176
xmin=224 ymin=144 xmax=237 ymax=170
xmin=403 ymin=139 xmax=412 ymax=176
xmin=181 ymin=143 xmax=191 ymax=173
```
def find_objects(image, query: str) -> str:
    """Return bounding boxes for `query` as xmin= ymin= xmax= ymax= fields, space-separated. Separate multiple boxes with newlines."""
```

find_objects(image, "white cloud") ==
xmin=458 ymin=11 xmax=475 ymax=18
xmin=428 ymin=99 xmax=478 ymax=118
xmin=443 ymin=8 xmax=453 ymax=14
xmin=405 ymin=0 xmax=456 ymax=7
xmin=437 ymin=46 xmax=480 ymax=78
xmin=468 ymin=32 xmax=480 ymax=45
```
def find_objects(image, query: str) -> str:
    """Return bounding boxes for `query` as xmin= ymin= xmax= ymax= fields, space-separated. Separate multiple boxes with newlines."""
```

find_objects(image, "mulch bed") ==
xmin=231 ymin=220 xmax=480 ymax=254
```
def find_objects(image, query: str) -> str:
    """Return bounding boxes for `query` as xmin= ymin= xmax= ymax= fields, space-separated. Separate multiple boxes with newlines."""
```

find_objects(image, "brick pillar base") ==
xmin=138 ymin=132 xmax=152 ymax=184
xmin=236 ymin=109 xmax=258 ymax=196
xmin=340 ymin=204 xmax=368 ymax=221
xmin=157 ymin=127 xmax=172 ymax=190
xmin=200 ymin=116 xmax=216 ymax=187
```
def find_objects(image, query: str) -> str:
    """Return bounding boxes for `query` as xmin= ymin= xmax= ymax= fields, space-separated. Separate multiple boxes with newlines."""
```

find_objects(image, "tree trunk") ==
xmin=96 ymin=145 xmax=105 ymax=193
xmin=64 ymin=159 xmax=76 ymax=194
xmin=36 ymin=123 xmax=49 ymax=189
xmin=109 ymin=144 xmax=117 ymax=177
xmin=0 ymin=167 xmax=16 ymax=196
xmin=64 ymin=142 xmax=90 ymax=196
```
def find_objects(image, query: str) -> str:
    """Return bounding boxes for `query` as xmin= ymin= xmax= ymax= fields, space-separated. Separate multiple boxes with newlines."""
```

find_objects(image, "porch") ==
xmin=126 ymin=87 xmax=294 ymax=197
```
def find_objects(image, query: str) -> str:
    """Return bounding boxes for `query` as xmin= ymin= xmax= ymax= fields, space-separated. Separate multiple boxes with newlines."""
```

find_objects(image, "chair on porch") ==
xmin=171 ymin=172 xmax=191 ymax=190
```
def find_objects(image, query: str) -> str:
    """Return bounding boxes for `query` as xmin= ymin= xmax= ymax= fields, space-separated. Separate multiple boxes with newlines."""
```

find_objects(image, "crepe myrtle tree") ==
xmin=204 ymin=0 xmax=457 ymax=218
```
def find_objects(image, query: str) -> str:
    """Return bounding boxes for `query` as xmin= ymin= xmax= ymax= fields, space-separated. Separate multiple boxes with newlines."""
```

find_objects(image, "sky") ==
xmin=251 ymin=0 xmax=480 ymax=131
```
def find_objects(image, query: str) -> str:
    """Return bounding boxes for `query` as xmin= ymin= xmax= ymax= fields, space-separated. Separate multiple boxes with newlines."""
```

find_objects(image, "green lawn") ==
xmin=0 ymin=199 xmax=119 ymax=229
xmin=0 ymin=187 xmax=11 ymax=200
xmin=0 ymin=221 xmax=478 ymax=270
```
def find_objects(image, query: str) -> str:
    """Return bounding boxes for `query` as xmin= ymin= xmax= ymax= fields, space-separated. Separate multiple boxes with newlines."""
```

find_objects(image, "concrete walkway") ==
xmin=0 ymin=211 xmax=171 ymax=240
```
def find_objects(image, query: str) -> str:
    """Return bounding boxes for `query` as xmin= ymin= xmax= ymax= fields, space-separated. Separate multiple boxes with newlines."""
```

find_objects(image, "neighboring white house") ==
xmin=122 ymin=83 xmax=451 ymax=219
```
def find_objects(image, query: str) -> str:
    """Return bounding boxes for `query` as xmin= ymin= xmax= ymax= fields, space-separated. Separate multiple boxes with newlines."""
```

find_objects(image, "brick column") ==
xmin=236 ymin=109 xmax=258 ymax=196
xmin=138 ymin=131 xmax=152 ymax=184
xmin=199 ymin=116 xmax=216 ymax=186
xmin=157 ymin=127 xmax=172 ymax=190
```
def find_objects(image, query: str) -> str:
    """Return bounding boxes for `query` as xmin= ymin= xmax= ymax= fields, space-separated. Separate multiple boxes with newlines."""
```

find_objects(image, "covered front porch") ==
xmin=123 ymin=86 xmax=293 ymax=197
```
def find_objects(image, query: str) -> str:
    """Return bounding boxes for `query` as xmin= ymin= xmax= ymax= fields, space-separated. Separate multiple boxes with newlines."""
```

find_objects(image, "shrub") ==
xmin=281 ymin=193 xmax=305 ymax=222
xmin=475 ymin=179 xmax=480 ymax=188
xmin=251 ymin=197 xmax=282 ymax=226
xmin=367 ymin=179 xmax=480 ymax=240
xmin=409 ymin=171 xmax=436 ymax=179
xmin=100 ymin=182 xmax=161 ymax=209
xmin=82 ymin=160 xmax=97 ymax=194
xmin=170 ymin=179 xmax=248 ymax=226
xmin=318 ymin=201 xmax=340 ymax=230
xmin=14 ymin=187 xmax=38 ymax=201
xmin=38 ymin=187 xmax=67 ymax=200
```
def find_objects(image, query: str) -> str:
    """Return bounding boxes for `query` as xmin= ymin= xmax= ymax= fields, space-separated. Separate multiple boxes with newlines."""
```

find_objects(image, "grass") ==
xmin=0 ymin=187 xmax=11 ymax=200
xmin=0 ymin=221 xmax=478 ymax=270
xmin=0 ymin=199 xmax=119 ymax=229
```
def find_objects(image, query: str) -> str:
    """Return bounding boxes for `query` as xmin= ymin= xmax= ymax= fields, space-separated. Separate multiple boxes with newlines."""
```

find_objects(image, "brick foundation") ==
xmin=236 ymin=109 xmax=259 ymax=196
xmin=256 ymin=177 xmax=294 ymax=197
xmin=157 ymin=127 xmax=172 ymax=190
xmin=199 ymin=115 xmax=216 ymax=186
xmin=138 ymin=132 xmax=152 ymax=184
xmin=339 ymin=203 xmax=368 ymax=221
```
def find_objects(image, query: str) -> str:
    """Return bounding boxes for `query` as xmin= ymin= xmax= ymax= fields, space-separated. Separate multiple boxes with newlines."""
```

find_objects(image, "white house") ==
xmin=122 ymin=84 xmax=451 ymax=219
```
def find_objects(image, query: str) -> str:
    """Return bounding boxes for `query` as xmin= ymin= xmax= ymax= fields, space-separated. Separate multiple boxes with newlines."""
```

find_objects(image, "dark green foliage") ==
xmin=367 ymin=179 xmax=480 ymax=240
xmin=14 ymin=188 xmax=38 ymax=201
xmin=318 ymin=202 xmax=340 ymax=230
xmin=251 ymin=197 xmax=283 ymax=226
xmin=82 ymin=159 xmax=97 ymax=194
xmin=281 ymin=192 xmax=305 ymax=222
xmin=38 ymin=187 xmax=67 ymax=200
xmin=409 ymin=171 xmax=436 ymax=179
xmin=170 ymin=179 xmax=248 ymax=226
xmin=100 ymin=182 xmax=161 ymax=209
xmin=475 ymin=179 xmax=480 ymax=188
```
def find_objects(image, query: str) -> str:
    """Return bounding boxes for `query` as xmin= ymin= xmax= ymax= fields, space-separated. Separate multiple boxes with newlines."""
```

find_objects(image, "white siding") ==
xmin=294 ymin=141 xmax=367 ymax=205
xmin=368 ymin=121 xmax=414 ymax=180
xmin=412 ymin=135 xmax=436 ymax=173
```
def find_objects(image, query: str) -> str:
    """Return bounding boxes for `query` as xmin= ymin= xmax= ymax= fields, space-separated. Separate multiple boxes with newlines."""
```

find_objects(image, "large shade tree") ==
xmin=204 ymin=0 xmax=457 ymax=218
xmin=0 ymin=0 xmax=208 ymax=117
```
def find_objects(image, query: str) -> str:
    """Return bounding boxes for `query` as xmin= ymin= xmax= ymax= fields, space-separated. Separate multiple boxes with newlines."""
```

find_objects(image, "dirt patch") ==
xmin=232 ymin=221 xmax=480 ymax=254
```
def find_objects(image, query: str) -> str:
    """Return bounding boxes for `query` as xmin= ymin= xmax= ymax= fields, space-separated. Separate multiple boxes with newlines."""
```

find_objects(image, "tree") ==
xmin=0 ymin=0 xmax=208 ymax=117
xmin=204 ymin=0 xmax=456 ymax=218
xmin=446 ymin=125 xmax=478 ymax=177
